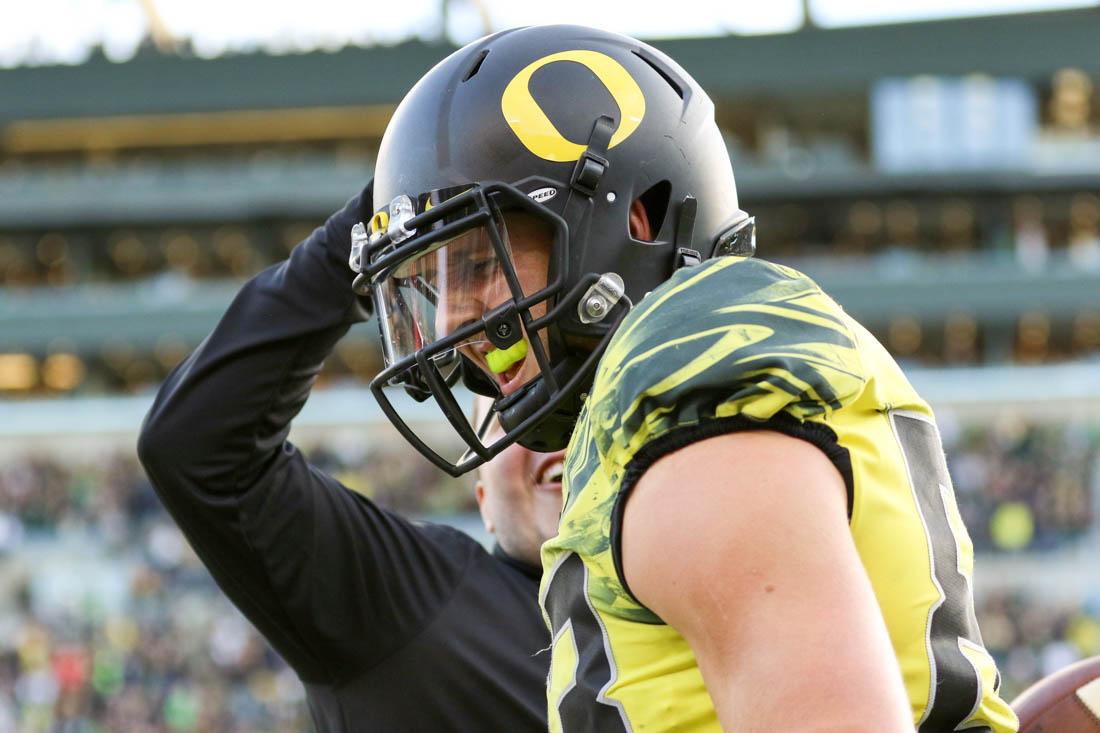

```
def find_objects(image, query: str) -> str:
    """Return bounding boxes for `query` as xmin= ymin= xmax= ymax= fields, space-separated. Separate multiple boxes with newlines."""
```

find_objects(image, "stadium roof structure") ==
xmin=2 ymin=8 xmax=1100 ymax=140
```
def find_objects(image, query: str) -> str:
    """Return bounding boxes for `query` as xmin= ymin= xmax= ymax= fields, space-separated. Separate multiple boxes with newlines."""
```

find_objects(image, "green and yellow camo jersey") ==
xmin=539 ymin=257 xmax=1018 ymax=733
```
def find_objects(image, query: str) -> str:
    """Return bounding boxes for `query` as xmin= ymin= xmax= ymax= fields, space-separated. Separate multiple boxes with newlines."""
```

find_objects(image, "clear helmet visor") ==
xmin=376 ymin=222 xmax=512 ymax=367
xmin=370 ymin=206 xmax=559 ymax=469
xmin=374 ymin=209 xmax=555 ymax=379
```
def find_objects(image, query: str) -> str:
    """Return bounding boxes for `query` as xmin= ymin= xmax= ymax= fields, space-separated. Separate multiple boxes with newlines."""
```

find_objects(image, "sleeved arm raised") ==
xmin=138 ymin=184 xmax=472 ymax=684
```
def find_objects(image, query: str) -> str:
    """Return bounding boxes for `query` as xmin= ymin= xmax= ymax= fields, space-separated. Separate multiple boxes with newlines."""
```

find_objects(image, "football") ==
xmin=1013 ymin=656 xmax=1100 ymax=732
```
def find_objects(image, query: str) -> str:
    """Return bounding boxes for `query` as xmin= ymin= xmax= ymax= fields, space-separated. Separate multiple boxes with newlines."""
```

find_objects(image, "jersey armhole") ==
xmin=609 ymin=412 xmax=856 ymax=614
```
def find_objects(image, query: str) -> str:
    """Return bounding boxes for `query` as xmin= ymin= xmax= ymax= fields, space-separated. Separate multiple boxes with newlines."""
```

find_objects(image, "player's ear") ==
xmin=629 ymin=198 xmax=653 ymax=242
xmin=475 ymin=481 xmax=494 ymax=534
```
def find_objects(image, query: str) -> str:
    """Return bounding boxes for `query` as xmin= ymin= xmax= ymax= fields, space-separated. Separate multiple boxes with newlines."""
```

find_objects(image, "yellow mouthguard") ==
xmin=486 ymin=340 xmax=529 ymax=374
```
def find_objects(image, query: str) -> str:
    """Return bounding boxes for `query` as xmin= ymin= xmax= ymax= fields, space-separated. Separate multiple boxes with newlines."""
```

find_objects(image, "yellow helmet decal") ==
xmin=501 ymin=50 xmax=646 ymax=163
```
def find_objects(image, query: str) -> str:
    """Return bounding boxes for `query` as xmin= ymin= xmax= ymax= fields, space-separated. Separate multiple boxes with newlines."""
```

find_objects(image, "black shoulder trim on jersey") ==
xmin=610 ymin=412 xmax=855 ymax=613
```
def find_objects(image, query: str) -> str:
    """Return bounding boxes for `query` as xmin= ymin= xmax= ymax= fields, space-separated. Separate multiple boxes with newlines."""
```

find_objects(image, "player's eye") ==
xmin=452 ymin=257 xmax=496 ymax=283
xmin=471 ymin=258 xmax=496 ymax=277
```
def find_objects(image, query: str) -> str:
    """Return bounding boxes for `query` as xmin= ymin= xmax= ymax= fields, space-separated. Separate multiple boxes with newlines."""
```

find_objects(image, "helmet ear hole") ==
xmin=634 ymin=180 xmax=671 ymax=242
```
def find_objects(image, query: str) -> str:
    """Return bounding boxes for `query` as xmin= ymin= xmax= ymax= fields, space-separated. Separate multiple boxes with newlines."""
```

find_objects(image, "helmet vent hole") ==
xmin=462 ymin=49 xmax=490 ymax=82
xmin=632 ymin=50 xmax=684 ymax=100
xmin=635 ymin=180 xmax=671 ymax=241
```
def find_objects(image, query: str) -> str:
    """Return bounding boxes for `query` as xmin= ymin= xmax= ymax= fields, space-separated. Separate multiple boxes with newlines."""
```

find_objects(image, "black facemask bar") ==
xmin=358 ymin=184 xmax=566 ymax=284
xmin=368 ymin=265 xmax=627 ymax=476
xmin=363 ymin=184 xmax=567 ymax=372
xmin=364 ymin=182 xmax=583 ymax=475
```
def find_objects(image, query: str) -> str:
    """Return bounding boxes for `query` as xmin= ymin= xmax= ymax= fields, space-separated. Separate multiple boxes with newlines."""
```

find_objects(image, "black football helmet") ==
xmin=352 ymin=24 xmax=755 ymax=476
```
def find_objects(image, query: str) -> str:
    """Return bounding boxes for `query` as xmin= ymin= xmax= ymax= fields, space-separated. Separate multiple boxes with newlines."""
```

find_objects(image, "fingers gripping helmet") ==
xmin=354 ymin=24 xmax=754 ymax=476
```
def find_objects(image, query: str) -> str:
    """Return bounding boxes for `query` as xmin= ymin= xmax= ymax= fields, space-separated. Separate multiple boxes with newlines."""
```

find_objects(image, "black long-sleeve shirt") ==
xmin=136 ymin=186 xmax=550 ymax=732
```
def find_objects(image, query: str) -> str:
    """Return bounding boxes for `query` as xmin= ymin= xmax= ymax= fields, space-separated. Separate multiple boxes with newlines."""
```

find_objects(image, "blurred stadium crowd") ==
xmin=0 ymin=412 xmax=1095 ymax=731
xmin=947 ymin=416 xmax=1097 ymax=552
xmin=0 ymin=452 xmax=309 ymax=733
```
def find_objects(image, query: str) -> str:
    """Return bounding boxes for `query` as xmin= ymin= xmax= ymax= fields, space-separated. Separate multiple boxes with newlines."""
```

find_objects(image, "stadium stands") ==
xmin=1 ymin=406 xmax=1097 ymax=727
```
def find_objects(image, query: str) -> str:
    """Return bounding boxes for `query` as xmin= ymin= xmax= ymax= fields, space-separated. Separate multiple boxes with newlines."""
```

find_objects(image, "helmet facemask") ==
xmin=354 ymin=182 xmax=629 ymax=476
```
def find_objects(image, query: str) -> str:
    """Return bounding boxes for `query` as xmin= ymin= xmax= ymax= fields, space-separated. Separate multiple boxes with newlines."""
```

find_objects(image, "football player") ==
xmin=355 ymin=25 xmax=1020 ymax=732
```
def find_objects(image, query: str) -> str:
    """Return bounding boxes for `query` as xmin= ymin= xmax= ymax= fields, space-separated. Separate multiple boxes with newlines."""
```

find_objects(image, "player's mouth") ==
xmin=472 ymin=338 xmax=534 ymax=396
xmin=534 ymin=453 xmax=565 ymax=492
xmin=498 ymin=354 xmax=531 ymax=396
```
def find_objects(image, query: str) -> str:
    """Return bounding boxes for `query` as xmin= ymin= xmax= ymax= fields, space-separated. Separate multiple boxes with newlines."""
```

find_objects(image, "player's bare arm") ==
xmin=622 ymin=430 xmax=913 ymax=731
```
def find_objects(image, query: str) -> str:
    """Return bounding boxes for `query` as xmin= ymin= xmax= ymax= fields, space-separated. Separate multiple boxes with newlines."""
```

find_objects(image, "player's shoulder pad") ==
xmin=589 ymin=257 xmax=867 ymax=461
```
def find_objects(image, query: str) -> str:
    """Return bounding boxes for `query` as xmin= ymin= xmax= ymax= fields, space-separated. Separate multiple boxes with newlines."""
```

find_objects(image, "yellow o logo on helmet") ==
xmin=501 ymin=50 xmax=646 ymax=163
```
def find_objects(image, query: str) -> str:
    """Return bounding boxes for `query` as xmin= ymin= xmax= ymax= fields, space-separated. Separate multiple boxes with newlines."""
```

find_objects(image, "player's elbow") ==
xmin=136 ymin=409 xmax=175 ymax=481
xmin=137 ymin=399 xmax=202 ymax=486
xmin=137 ymin=408 xmax=221 ymax=504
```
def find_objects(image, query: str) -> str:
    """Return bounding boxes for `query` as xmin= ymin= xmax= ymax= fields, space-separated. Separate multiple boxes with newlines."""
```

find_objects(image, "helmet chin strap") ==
xmin=497 ymin=355 xmax=591 ymax=452
xmin=557 ymin=114 xmax=616 ymax=274
xmin=568 ymin=115 xmax=615 ymax=197
xmin=495 ymin=288 xmax=631 ymax=453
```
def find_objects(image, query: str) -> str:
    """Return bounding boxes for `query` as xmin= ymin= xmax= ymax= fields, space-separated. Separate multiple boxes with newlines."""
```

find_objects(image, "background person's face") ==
xmin=474 ymin=396 xmax=563 ymax=565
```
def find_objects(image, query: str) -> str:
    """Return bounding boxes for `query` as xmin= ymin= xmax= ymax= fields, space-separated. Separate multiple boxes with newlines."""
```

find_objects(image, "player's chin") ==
xmin=499 ymin=355 xmax=540 ymax=396
xmin=499 ymin=362 xmax=527 ymax=396
xmin=533 ymin=521 xmax=560 ymax=551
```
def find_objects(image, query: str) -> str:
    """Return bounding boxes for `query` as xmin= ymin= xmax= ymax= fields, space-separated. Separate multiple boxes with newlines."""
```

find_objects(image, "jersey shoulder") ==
xmin=588 ymin=257 xmax=867 ymax=468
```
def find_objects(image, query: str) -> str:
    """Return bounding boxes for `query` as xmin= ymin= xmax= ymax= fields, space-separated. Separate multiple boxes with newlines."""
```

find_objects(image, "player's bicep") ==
xmin=620 ymin=430 xmax=913 ymax=732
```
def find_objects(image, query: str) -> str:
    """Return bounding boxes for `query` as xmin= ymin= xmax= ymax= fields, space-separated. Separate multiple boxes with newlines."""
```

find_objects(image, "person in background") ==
xmin=138 ymin=183 xmax=562 ymax=732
